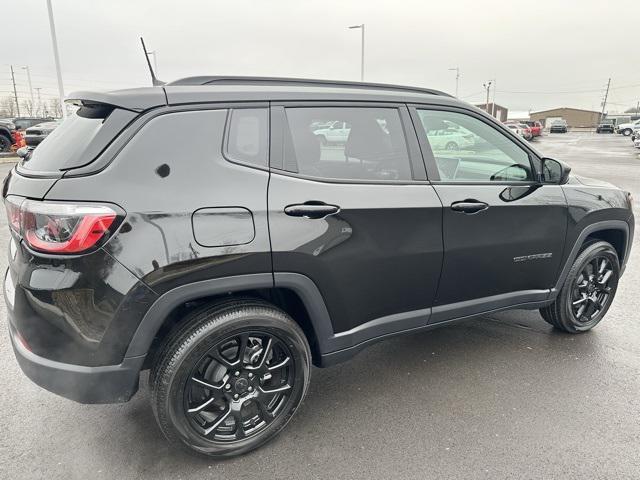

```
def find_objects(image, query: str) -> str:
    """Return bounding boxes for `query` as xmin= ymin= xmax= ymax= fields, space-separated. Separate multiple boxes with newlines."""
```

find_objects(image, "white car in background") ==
xmin=506 ymin=124 xmax=528 ymax=140
xmin=313 ymin=121 xmax=351 ymax=145
xmin=425 ymin=126 xmax=475 ymax=151
xmin=616 ymin=119 xmax=640 ymax=136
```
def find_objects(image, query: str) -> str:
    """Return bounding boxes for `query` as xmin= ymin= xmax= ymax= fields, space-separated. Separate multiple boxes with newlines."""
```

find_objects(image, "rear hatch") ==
xmin=6 ymin=88 xmax=166 ymax=199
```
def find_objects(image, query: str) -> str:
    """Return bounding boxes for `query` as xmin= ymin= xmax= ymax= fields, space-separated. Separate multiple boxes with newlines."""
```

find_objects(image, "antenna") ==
xmin=140 ymin=37 xmax=165 ymax=86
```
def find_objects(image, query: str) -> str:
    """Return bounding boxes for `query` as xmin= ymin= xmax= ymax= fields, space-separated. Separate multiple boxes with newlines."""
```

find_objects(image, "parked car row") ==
xmin=0 ymin=116 xmax=60 ymax=152
xmin=503 ymin=120 xmax=543 ymax=141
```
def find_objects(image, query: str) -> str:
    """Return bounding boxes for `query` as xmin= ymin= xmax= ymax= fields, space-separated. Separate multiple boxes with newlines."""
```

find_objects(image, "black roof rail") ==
xmin=166 ymin=76 xmax=452 ymax=97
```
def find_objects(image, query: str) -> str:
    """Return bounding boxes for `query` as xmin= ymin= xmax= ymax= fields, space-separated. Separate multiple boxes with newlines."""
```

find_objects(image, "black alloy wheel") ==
xmin=570 ymin=255 xmax=615 ymax=324
xmin=540 ymin=241 xmax=620 ymax=333
xmin=151 ymin=299 xmax=311 ymax=457
xmin=184 ymin=331 xmax=295 ymax=442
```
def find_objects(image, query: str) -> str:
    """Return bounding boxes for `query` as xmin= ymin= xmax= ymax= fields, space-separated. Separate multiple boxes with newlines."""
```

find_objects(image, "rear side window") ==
xmin=226 ymin=108 xmax=269 ymax=168
xmin=283 ymin=107 xmax=412 ymax=181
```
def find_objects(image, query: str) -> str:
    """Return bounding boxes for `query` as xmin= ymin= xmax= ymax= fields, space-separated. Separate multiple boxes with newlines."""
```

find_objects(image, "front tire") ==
xmin=622 ymin=128 xmax=632 ymax=136
xmin=540 ymin=241 xmax=619 ymax=333
xmin=150 ymin=299 xmax=311 ymax=458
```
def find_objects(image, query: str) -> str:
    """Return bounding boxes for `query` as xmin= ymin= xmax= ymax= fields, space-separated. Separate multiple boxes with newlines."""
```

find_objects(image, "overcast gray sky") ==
xmin=3 ymin=0 xmax=639 ymax=114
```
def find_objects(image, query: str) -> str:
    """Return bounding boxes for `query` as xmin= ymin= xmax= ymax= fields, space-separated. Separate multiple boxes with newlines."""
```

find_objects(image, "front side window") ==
xmin=283 ymin=107 xmax=412 ymax=181
xmin=416 ymin=109 xmax=534 ymax=182
xmin=226 ymin=108 xmax=269 ymax=167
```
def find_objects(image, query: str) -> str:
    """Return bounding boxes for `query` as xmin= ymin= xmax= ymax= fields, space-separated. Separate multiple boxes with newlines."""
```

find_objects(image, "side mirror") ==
xmin=16 ymin=146 xmax=29 ymax=159
xmin=540 ymin=157 xmax=571 ymax=184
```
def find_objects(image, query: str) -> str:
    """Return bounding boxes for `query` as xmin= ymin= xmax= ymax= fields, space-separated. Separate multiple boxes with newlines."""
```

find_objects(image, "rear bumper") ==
xmin=4 ymin=263 xmax=146 ymax=404
xmin=9 ymin=322 xmax=144 ymax=404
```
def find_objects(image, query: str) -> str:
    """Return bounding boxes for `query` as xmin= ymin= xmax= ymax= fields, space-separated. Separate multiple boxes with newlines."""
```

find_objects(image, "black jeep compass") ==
xmin=3 ymin=77 xmax=634 ymax=457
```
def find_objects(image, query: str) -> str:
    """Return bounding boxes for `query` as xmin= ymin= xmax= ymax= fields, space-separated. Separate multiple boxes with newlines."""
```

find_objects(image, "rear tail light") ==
xmin=5 ymin=196 xmax=22 ymax=233
xmin=4 ymin=196 xmax=120 ymax=254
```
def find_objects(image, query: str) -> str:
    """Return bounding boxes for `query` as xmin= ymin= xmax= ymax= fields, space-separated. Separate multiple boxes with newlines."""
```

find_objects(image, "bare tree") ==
xmin=0 ymin=96 xmax=16 ymax=117
xmin=21 ymin=99 xmax=34 ymax=117
xmin=47 ymin=98 xmax=62 ymax=118
xmin=624 ymin=106 xmax=640 ymax=114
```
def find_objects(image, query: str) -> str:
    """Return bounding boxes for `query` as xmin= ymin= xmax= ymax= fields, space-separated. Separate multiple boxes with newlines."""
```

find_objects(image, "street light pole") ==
xmin=22 ymin=66 xmax=35 ymax=113
xmin=448 ymin=67 xmax=460 ymax=97
xmin=483 ymin=81 xmax=492 ymax=114
xmin=348 ymin=24 xmax=365 ymax=81
xmin=491 ymin=78 xmax=497 ymax=117
xmin=46 ymin=0 xmax=67 ymax=118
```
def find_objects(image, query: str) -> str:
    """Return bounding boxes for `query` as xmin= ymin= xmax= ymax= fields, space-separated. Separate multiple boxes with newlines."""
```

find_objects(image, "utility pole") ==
xmin=600 ymin=77 xmax=611 ymax=122
xmin=10 ymin=65 xmax=21 ymax=117
xmin=348 ymin=24 xmax=365 ymax=81
xmin=22 ymin=66 xmax=35 ymax=111
xmin=448 ymin=67 xmax=460 ymax=97
xmin=46 ymin=0 xmax=67 ymax=118
xmin=483 ymin=81 xmax=492 ymax=113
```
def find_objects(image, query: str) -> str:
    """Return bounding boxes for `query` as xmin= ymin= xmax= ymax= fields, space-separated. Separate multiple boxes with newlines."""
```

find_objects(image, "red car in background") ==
xmin=524 ymin=120 xmax=543 ymax=137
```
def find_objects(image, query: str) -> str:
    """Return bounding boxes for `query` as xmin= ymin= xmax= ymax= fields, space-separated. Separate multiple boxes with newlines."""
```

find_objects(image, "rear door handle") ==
xmin=450 ymin=200 xmax=489 ymax=214
xmin=284 ymin=202 xmax=340 ymax=219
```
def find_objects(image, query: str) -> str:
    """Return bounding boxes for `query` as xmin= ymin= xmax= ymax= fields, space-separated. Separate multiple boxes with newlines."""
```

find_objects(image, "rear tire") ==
xmin=622 ymin=128 xmax=632 ymax=136
xmin=540 ymin=241 xmax=619 ymax=333
xmin=0 ymin=134 xmax=11 ymax=152
xmin=150 ymin=299 xmax=311 ymax=458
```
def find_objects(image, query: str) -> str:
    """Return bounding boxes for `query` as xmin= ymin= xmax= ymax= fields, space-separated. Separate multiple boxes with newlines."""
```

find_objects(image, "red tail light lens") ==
xmin=4 ymin=196 xmax=22 ymax=233
xmin=4 ymin=197 xmax=119 ymax=254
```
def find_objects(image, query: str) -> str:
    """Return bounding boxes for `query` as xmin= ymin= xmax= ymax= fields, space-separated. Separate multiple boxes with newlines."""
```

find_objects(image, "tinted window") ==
xmin=20 ymin=113 xmax=104 ymax=172
xmin=283 ymin=107 xmax=412 ymax=181
xmin=417 ymin=109 xmax=533 ymax=182
xmin=226 ymin=109 xmax=268 ymax=167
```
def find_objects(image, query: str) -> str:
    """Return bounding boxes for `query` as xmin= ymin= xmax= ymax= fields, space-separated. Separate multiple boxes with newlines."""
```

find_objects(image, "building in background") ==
xmin=530 ymin=107 xmax=601 ymax=128
xmin=507 ymin=111 xmax=531 ymax=122
xmin=474 ymin=103 xmax=508 ymax=122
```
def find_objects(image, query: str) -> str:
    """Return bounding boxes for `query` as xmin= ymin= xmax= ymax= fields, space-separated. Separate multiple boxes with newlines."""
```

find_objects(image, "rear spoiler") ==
xmin=66 ymin=89 xmax=167 ymax=113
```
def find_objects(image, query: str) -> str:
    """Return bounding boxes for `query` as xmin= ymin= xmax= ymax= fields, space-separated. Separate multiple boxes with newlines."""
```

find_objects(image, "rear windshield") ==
xmin=19 ymin=106 xmax=136 ymax=174
xmin=20 ymin=113 xmax=104 ymax=172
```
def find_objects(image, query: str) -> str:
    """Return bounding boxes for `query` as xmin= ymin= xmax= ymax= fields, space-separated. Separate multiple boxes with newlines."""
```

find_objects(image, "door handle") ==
xmin=284 ymin=202 xmax=340 ymax=219
xmin=450 ymin=200 xmax=489 ymax=214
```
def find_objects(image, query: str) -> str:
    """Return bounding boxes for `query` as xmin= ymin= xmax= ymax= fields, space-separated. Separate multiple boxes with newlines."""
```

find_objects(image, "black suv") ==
xmin=3 ymin=77 xmax=634 ymax=457
xmin=0 ymin=119 xmax=16 ymax=152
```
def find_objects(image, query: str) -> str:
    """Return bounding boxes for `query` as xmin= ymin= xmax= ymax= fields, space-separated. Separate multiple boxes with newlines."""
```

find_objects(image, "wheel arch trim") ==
xmin=124 ymin=272 xmax=336 ymax=359
xmin=551 ymin=220 xmax=630 ymax=297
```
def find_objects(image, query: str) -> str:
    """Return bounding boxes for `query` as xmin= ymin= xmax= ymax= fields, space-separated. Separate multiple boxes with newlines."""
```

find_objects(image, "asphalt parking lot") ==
xmin=1 ymin=132 xmax=638 ymax=480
